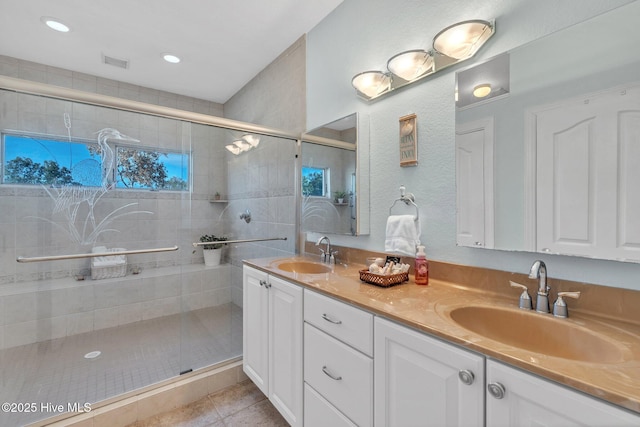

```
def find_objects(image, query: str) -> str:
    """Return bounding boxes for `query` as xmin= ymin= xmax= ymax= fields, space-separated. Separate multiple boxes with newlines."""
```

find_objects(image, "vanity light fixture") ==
xmin=351 ymin=71 xmax=392 ymax=98
xmin=162 ymin=54 xmax=181 ymax=64
xmin=352 ymin=19 xmax=495 ymax=101
xmin=473 ymin=83 xmax=492 ymax=98
xmin=386 ymin=50 xmax=434 ymax=82
xmin=41 ymin=16 xmax=70 ymax=33
xmin=433 ymin=20 xmax=493 ymax=60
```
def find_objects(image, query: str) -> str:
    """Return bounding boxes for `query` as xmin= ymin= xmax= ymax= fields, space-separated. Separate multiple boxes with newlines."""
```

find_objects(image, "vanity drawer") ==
xmin=304 ymin=289 xmax=373 ymax=356
xmin=304 ymin=383 xmax=357 ymax=427
xmin=304 ymin=323 xmax=372 ymax=427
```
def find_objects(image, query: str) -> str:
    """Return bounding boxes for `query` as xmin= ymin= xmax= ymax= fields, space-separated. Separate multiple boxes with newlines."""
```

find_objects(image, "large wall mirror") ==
xmin=300 ymin=113 xmax=370 ymax=235
xmin=455 ymin=1 xmax=640 ymax=262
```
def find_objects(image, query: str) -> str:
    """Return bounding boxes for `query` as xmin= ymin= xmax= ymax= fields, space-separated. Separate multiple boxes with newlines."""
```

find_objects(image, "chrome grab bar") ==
xmin=191 ymin=237 xmax=287 ymax=247
xmin=17 ymin=246 xmax=179 ymax=263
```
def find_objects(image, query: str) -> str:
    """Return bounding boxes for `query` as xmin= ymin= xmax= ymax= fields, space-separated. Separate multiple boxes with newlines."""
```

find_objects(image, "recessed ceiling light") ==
xmin=163 ymin=54 xmax=181 ymax=64
xmin=41 ymin=16 xmax=70 ymax=33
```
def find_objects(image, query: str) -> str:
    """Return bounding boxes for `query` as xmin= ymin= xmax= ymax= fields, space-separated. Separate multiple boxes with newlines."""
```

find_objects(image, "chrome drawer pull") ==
xmin=322 ymin=365 xmax=342 ymax=381
xmin=322 ymin=313 xmax=342 ymax=324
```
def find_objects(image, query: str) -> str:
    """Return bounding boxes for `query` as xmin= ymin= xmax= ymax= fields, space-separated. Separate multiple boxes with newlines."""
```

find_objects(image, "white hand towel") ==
xmin=385 ymin=214 xmax=420 ymax=256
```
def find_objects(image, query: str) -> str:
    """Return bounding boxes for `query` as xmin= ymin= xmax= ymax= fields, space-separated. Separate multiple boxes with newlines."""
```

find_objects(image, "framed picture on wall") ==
xmin=399 ymin=113 xmax=417 ymax=167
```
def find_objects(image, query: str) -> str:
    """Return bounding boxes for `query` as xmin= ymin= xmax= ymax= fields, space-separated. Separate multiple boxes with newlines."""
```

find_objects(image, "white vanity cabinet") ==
xmin=374 ymin=317 xmax=485 ymax=427
xmin=486 ymin=360 xmax=640 ymax=427
xmin=303 ymin=289 xmax=374 ymax=427
xmin=243 ymin=266 xmax=303 ymax=427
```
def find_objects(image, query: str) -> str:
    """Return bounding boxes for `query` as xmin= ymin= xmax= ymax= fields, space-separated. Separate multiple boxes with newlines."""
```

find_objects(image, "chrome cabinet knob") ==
xmin=488 ymin=382 xmax=506 ymax=399
xmin=458 ymin=369 xmax=475 ymax=385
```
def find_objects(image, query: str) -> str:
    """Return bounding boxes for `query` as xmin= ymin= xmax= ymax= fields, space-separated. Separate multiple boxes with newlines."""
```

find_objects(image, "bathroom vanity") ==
xmin=243 ymin=257 xmax=640 ymax=426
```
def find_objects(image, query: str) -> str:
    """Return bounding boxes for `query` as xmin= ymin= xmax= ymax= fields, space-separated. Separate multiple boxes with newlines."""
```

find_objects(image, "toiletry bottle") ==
xmin=414 ymin=245 xmax=429 ymax=285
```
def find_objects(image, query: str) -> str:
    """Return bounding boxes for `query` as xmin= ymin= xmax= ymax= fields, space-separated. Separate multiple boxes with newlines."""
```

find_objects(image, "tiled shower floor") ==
xmin=0 ymin=303 xmax=242 ymax=427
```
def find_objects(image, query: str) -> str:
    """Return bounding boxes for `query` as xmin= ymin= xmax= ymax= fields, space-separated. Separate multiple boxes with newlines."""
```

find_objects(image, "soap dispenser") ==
xmin=414 ymin=245 xmax=429 ymax=285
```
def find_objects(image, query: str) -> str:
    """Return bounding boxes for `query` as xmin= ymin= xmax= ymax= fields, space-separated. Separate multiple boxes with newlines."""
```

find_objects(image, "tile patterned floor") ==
xmin=128 ymin=380 xmax=288 ymax=427
xmin=0 ymin=304 xmax=242 ymax=427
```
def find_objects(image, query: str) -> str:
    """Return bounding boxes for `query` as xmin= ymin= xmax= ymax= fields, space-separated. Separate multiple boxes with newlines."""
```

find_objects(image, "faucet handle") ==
xmin=509 ymin=281 xmax=533 ymax=310
xmin=553 ymin=291 xmax=581 ymax=318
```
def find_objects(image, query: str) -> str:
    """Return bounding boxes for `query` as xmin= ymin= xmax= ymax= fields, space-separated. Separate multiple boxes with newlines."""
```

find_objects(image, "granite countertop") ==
xmin=244 ymin=255 xmax=640 ymax=415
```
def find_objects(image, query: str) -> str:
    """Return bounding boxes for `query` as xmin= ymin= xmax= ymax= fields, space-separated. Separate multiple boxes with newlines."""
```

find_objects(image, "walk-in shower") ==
xmin=0 ymin=76 xmax=298 ymax=426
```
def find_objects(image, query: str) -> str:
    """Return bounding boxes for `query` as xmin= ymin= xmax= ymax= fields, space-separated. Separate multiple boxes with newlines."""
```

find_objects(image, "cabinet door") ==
xmin=486 ymin=360 xmax=640 ymax=427
xmin=242 ymin=266 xmax=269 ymax=395
xmin=375 ymin=317 xmax=484 ymax=427
xmin=269 ymin=275 xmax=303 ymax=427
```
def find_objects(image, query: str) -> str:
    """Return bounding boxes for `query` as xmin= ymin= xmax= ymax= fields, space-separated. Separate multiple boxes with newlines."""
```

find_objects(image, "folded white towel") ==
xmin=385 ymin=214 xmax=420 ymax=256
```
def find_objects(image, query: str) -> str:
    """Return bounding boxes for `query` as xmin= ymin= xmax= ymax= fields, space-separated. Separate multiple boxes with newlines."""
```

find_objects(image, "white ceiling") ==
xmin=0 ymin=0 xmax=343 ymax=104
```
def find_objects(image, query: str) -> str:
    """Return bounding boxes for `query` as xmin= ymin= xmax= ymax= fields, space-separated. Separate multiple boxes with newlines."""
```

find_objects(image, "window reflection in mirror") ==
xmin=301 ymin=112 xmax=369 ymax=236
xmin=301 ymin=142 xmax=355 ymax=235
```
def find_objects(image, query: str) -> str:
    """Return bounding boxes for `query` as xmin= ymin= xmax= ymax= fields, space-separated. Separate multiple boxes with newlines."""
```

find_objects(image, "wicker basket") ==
xmin=359 ymin=269 xmax=409 ymax=288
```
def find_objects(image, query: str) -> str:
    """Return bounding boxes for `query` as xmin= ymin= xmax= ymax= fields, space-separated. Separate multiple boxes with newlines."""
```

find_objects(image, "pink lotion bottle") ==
xmin=414 ymin=245 xmax=429 ymax=285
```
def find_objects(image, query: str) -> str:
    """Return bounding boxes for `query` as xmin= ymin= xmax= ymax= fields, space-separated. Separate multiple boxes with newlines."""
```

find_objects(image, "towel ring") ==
xmin=389 ymin=186 xmax=419 ymax=220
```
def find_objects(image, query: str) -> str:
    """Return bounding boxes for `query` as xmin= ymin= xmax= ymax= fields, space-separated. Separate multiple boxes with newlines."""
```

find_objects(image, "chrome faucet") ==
xmin=315 ymin=236 xmax=336 ymax=264
xmin=529 ymin=260 xmax=550 ymax=313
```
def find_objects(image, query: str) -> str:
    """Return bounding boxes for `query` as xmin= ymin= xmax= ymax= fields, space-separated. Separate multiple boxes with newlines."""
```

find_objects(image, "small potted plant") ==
xmin=334 ymin=190 xmax=347 ymax=204
xmin=214 ymin=191 xmax=221 ymax=201
xmin=200 ymin=234 xmax=228 ymax=266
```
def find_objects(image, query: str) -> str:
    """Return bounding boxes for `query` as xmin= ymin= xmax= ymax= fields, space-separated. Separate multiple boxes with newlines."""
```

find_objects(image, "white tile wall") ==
xmin=0 ymin=264 xmax=233 ymax=349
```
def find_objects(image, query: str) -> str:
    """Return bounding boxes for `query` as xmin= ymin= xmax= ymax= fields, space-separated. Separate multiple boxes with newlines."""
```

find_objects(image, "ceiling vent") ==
xmin=102 ymin=54 xmax=129 ymax=69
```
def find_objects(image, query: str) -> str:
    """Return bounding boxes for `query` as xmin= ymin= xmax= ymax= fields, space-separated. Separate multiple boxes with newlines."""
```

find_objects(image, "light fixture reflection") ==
xmin=387 ymin=50 xmax=434 ymax=82
xmin=473 ymin=83 xmax=492 ymax=98
xmin=351 ymin=71 xmax=392 ymax=98
xmin=433 ymin=20 xmax=493 ymax=60
xmin=242 ymin=134 xmax=260 ymax=147
xmin=233 ymin=139 xmax=251 ymax=152
xmin=225 ymin=144 xmax=241 ymax=155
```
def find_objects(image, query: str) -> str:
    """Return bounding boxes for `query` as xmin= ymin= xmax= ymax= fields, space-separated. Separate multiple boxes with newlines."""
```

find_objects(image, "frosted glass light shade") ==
xmin=233 ymin=139 xmax=251 ymax=152
xmin=433 ymin=20 xmax=493 ymax=60
xmin=387 ymin=50 xmax=434 ymax=81
xmin=351 ymin=71 xmax=391 ymax=98
xmin=242 ymin=134 xmax=260 ymax=147
xmin=473 ymin=83 xmax=492 ymax=98
xmin=225 ymin=144 xmax=241 ymax=155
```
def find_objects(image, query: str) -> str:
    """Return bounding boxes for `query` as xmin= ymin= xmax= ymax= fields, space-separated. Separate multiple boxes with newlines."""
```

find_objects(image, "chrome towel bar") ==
xmin=17 ymin=246 xmax=179 ymax=263
xmin=192 ymin=237 xmax=287 ymax=247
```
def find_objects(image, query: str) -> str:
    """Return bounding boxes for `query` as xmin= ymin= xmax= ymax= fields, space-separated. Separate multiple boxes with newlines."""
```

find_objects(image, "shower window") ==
xmin=302 ymin=165 xmax=329 ymax=197
xmin=2 ymin=132 xmax=190 ymax=190
xmin=115 ymin=146 xmax=189 ymax=190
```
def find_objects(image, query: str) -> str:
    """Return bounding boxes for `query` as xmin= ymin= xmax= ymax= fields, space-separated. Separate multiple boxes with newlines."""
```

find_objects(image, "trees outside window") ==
xmin=2 ymin=134 xmax=189 ymax=190
xmin=302 ymin=166 xmax=327 ymax=197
